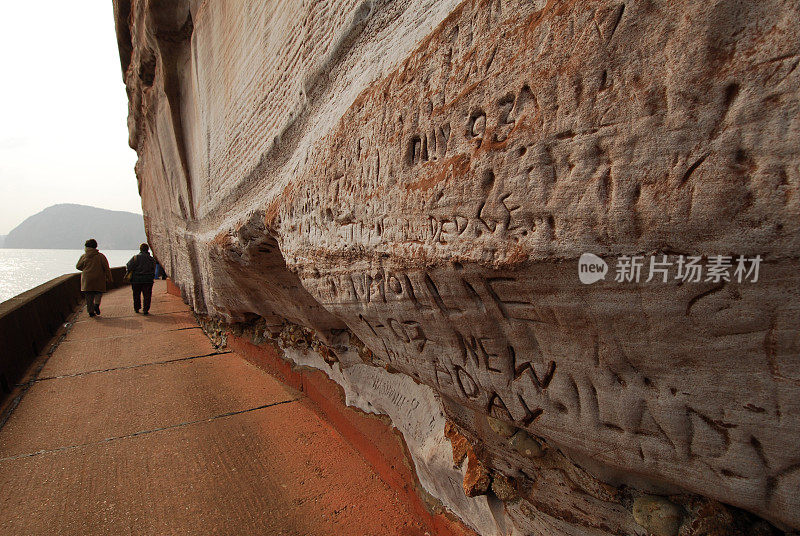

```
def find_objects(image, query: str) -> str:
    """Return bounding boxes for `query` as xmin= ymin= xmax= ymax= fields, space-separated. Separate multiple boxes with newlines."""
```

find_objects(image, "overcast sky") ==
xmin=0 ymin=2 xmax=141 ymax=234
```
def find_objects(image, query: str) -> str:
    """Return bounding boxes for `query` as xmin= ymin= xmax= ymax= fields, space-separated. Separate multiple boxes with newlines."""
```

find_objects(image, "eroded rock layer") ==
xmin=115 ymin=0 xmax=800 ymax=534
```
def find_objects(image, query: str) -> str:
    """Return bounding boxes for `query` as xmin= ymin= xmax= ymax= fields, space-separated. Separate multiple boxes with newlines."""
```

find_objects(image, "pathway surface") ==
xmin=0 ymin=281 xmax=433 ymax=535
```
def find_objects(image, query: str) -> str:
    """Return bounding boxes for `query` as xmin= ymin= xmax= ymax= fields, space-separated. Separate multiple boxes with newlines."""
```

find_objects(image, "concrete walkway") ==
xmin=0 ymin=281 xmax=434 ymax=535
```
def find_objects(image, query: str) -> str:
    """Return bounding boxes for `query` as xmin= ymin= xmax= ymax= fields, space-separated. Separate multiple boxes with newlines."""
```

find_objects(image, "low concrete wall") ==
xmin=0 ymin=266 xmax=127 ymax=397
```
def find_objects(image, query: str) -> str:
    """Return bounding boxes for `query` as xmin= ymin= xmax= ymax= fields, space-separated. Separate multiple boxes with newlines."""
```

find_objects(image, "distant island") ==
xmin=4 ymin=204 xmax=146 ymax=250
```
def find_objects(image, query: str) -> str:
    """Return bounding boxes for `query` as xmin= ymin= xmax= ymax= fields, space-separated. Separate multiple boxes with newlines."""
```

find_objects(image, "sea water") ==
xmin=0 ymin=249 xmax=139 ymax=303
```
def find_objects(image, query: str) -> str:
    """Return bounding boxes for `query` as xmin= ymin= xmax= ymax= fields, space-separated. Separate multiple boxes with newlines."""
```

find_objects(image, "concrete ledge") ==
xmin=0 ymin=266 xmax=127 ymax=399
xmin=155 ymin=280 xmax=474 ymax=533
xmin=226 ymin=334 xmax=475 ymax=536
xmin=166 ymin=278 xmax=182 ymax=298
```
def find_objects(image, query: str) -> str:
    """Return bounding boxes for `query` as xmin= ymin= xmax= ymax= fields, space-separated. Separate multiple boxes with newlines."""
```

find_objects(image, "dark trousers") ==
xmin=131 ymin=282 xmax=154 ymax=312
xmin=84 ymin=291 xmax=102 ymax=314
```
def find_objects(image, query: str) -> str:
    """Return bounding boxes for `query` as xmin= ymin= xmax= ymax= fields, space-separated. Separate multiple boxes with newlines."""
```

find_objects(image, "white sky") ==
xmin=0 ymin=2 xmax=141 ymax=234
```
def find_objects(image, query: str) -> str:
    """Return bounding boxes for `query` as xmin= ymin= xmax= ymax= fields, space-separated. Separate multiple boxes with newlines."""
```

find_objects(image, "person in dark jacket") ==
xmin=76 ymin=239 xmax=113 ymax=317
xmin=126 ymin=243 xmax=156 ymax=314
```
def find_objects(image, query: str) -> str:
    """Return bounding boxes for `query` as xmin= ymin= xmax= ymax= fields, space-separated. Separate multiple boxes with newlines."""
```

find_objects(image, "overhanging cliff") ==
xmin=115 ymin=1 xmax=800 ymax=534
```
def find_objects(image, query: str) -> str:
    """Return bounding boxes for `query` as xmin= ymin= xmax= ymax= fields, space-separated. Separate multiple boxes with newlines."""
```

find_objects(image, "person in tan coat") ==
xmin=75 ymin=238 xmax=113 ymax=317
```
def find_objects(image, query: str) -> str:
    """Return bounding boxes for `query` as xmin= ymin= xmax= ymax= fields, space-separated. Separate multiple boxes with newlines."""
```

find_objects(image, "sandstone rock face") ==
xmin=116 ymin=0 xmax=800 ymax=534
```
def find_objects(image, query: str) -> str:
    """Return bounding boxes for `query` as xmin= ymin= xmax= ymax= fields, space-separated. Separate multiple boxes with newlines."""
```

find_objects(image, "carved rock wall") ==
xmin=115 ymin=0 xmax=800 ymax=534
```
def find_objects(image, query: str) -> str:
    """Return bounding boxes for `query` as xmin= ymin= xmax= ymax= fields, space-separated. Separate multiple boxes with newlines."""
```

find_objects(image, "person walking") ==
xmin=126 ymin=243 xmax=157 ymax=314
xmin=153 ymin=258 xmax=167 ymax=280
xmin=75 ymin=239 xmax=113 ymax=317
